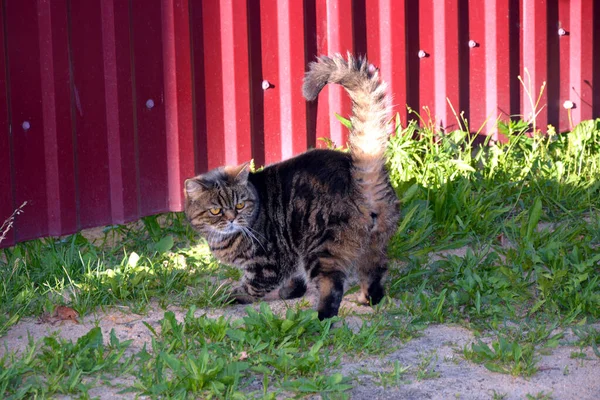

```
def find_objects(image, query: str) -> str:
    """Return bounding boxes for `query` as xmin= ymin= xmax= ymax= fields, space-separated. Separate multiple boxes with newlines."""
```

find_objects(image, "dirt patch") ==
xmin=347 ymin=325 xmax=600 ymax=400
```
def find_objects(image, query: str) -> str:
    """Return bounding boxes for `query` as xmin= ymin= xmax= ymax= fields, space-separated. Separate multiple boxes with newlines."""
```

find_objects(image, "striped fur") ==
xmin=185 ymin=54 xmax=399 ymax=319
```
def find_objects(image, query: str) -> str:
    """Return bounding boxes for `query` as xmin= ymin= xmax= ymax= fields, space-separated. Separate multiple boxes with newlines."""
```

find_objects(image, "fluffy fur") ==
xmin=184 ymin=54 xmax=399 ymax=319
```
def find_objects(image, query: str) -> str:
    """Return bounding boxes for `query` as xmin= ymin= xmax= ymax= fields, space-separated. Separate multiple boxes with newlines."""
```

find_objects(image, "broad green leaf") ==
xmin=396 ymin=204 xmax=419 ymax=234
xmin=154 ymin=235 xmax=174 ymax=253
xmin=226 ymin=329 xmax=245 ymax=341
xmin=160 ymin=352 xmax=182 ymax=376
xmin=484 ymin=362 xmax=507 ymax=374
xmin=328 ymin=373 xmax=344 ymax=385
xmin=281 ymin=319 xmax=295 ymax=333
xmin=400 ymin=183 xmax=420 ymax=203
xmin=528 ymin=299 xmax=546 ymax=316
xmin=526 ymin=197 xmax=543 ymax=241
xmin=512 ymin=343 xmax=522 ymax=362
xmin=592 ymin=341 xmax=600 ymax=358
xmin=75 ymin=327 xmax=103 ymax=351
xmin=449 ymin=159 xmax=476 ymax=172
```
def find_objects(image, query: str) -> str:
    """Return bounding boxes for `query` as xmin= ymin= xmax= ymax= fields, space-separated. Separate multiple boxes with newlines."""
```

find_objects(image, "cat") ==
xmin=184 ymin=54 xmax=399 ymax=319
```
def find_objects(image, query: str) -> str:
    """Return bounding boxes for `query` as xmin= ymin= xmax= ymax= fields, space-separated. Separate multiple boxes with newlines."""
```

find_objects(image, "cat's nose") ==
xmin=224 ymin=210 xmax=236 ymax=221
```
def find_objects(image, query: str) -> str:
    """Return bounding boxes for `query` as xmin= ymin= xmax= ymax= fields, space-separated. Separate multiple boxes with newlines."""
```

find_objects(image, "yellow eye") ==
xmin=235 ymin=202 xmax=245 ymax=210
xmin=208 ymin=207 xmax=222 ymax=215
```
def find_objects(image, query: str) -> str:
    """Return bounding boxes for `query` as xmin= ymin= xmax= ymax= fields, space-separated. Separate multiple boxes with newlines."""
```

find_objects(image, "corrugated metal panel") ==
xmin=0 ymin=0 xmax=12 ymax=245
xmin=1 ymin=0 xmax=599 ymax=247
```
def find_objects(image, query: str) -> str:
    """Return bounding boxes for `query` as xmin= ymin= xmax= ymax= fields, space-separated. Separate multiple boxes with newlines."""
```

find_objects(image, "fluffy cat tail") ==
xmin=302 ymin=53 xmax=392 ymax=169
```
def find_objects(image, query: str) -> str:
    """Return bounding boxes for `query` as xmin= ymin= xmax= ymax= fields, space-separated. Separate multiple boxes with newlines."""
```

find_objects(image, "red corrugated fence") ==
xmin=1 ymin=0 xmax=599 ymax=247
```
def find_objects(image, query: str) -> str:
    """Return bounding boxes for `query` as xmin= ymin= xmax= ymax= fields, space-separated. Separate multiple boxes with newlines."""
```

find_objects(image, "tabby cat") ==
xmin=184 ymin=54 xmax=399 ymax=319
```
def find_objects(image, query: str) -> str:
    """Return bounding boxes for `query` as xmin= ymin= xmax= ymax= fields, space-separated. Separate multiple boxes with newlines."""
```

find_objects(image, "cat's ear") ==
xmin=184 ymin=177 xmax=209 ymax=195
xmin=224 ymin=162 xmax=250 ymax=184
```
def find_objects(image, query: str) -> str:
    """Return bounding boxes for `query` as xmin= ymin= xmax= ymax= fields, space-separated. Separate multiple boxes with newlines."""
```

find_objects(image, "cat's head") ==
xmin=184 ymin=162 xmax=258 ymax=237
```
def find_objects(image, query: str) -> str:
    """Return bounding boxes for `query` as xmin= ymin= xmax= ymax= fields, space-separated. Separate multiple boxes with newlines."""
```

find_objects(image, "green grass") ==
xmin=1 ymin=115 xmax=599 ymax=397
xmin=463 ymin=335 xmax=539 ymax=376
xmin=360 ymin=361 xmax=410 ymax=388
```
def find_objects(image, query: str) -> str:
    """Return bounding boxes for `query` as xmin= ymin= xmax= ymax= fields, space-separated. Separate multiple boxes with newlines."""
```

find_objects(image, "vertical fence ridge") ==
xmin=0 ymin=0 xmax=14 ymax=245
xmin=1 ymin=0 xmax=598 ymax=247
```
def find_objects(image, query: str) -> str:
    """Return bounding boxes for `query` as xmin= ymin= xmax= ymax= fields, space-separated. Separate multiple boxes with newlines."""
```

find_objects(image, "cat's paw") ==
xmin=357 ymin=288 xmax=384 ymax=307
xmin=226 ymin=286 xmax=257 ymax=305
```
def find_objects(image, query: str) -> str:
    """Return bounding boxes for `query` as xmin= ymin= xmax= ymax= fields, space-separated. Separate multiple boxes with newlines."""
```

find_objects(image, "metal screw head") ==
xmin=417 ymin=50 xmax=428 ymax=59
xmin=558 ymin=28 xmax=567 ymax=36
xmin=146 ymin=99 xmax=155 ymax=109
xmin=261 ymin=80 xmax=272 ymax=90
xmin=22 ymin=121 xmax=31 ymax=131
xmin=468 ymin=40 xmax=478 ymax=48
xmin=563 ymin=100 xmax=575 ymax=109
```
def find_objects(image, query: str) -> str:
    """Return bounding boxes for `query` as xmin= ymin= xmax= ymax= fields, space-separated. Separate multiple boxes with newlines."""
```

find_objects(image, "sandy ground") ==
xmin=2 ymin=290 xmax=599 ymax=400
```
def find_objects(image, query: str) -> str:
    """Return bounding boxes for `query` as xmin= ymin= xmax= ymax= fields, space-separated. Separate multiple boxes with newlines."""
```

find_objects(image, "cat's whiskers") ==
xmin=244 ymin=225 xmax=267 ymax=242
xmin=240 ymin=226 xmax=267 ymax=253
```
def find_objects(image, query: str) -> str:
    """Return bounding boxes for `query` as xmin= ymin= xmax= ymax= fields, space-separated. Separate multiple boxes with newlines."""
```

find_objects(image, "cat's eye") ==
xmin=208 ymin=207 xmax=222 ymax=215
xmin=235 ymin=202 xmax=245 ymax=210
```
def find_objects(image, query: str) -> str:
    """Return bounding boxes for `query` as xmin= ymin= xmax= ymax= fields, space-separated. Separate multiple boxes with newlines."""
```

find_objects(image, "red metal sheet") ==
xmin=189 ymin=0 xmax=209 ymax=175
xmin=259 ymin=0 xmax=283 ymax=165
xmin=315 ymin=0 xmax=353 ymax=149
xmin=101 ymin=0 xmax=126 ymax=223
xmin=468 ymin=0 xmax=487 ymax=133
xmin=433 ymin=0 xmax=461 ymax=130
xmin=556 ymin=1 xmax=570 ymax=131
xmin=366 ymin=0 xmax=408 ymax=125
xmin=5 ymin=0 xmax=49 ymax=241
xmin=70 ymin=0 xmax=113 ymax=229
xmin=544 ymin=0 xmax=559 ymax=130
xmin=100 ymin=0 xmax=138 ymax=223
xmin=40 ymin=0 xmax=77 ymax=236
xmin=260 ymin=0 xmax=308 ymax=165
xmin=246 ymin=1 xmax=265 ymax=167
xmin=483 ymin=0 xmax=511 ymax=141
xmin=219 ymin=0 xmax=252 ymax=166
xmin=38 ymin=0 xmax=62 ymax=236
xmin=404 ymin=0 xmax=420 ymax=121
xmin=594 ymin=3 xmax=600 ymax=118
xmin=0 ymin=0 xmax=14 ymax=246
xmin=201 ymin=1 xmax=226 ymax=169
xmin=131 ymin=0 xmax=169 ymax=215
xmin=283 ymin=0 xmax=309 ymax=157
xmin=315 ymin=0 xmax=330 ymax=147
xmin=162 ymin=0 xmax=194 ymax=211
xmin=418 ymin=0 xmax=435 ymax=126
xmin=568 ymin=0 xmax=594 ymax=125
xmin=201 ymin=0 xmax=252 ymax=169
xmin=521 ymin=0 xmax=548 ymax=132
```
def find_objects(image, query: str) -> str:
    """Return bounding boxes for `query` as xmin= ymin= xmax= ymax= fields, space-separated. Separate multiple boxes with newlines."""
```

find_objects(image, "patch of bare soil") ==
xmin=2 ymin=289 xmax=599 ymax=400
xmin=346 ymin=324 xmax=600 ymax=400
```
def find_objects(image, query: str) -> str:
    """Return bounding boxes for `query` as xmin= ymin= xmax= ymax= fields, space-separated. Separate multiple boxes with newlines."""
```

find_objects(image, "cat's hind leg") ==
xmin=308 ymin=257 xmax=347 ymax=320
xmin=357 ymin=252 xmax=388 ymax=306
xmin=279 ymin=275 xmax=308 ymax=300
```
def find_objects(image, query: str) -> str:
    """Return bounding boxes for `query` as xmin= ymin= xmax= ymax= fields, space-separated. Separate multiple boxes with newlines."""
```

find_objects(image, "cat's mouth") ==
xmin=218 ymin=222 xmax=240 ymax=235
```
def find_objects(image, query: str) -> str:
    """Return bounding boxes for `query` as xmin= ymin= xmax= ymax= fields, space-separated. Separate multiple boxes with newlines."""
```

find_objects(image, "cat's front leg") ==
xmin=228 ymin=263 xmax=282 ymax=304
xmin=227 ymin=284 xmax=259 ymax=304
